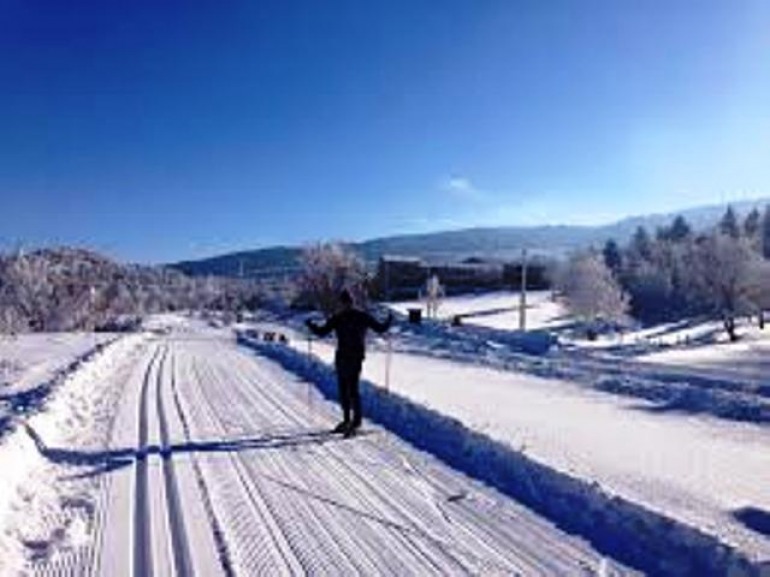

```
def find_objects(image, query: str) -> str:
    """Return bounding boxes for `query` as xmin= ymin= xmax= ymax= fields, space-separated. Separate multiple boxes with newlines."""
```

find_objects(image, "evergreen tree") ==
xmin=602 ymin=239 xmax=622 ymax=274
xmin=669 ymin=215 xmax=692 ymax=242
xmin=720 ymin=205 xmax=740 ymax=239
xmin=763 ymin=205 xmax=770 ymax=259
xmin=744 ymin=208 xmax=761 ymax=238
xmin=629 ymin=226 xmax=653 ymax=261
xmin=657 ymin=215 xmax=692 ymax=243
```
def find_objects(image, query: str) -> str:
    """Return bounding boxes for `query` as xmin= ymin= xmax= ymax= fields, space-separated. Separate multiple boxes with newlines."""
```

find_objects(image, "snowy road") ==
xmin=21 ymin=325 xmax=633 ymax=576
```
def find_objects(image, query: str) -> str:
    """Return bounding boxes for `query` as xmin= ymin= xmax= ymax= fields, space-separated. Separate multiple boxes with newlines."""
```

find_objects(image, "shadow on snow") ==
xmin=23 ymin=423 xmax=343 ymax=480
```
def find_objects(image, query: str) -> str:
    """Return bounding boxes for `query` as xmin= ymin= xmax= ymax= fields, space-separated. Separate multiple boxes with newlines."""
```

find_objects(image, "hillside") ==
xmin=170 ymin=197 xmax=770 ymax=278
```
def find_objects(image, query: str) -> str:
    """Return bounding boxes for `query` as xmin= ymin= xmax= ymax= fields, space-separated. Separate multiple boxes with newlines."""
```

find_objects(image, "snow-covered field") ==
xmin=388 ymin=290 xmax=569 ymax=331
xmin=638 ymin=321 xmax=770 ymax=378
xmin=0 ymin=317 xmax=634 ymax=576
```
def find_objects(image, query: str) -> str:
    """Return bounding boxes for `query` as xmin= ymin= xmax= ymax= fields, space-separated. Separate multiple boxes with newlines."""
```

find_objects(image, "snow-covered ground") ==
xmin=0 ymin=317 xmax=634 ymax=576
xmin=388 ymin=290 xmax=569 ymax=331
xmin=293 ymin=335 xmax=770 ymax=564
xmin=257 ymin=302 xmax=770 ymax=569
xmin=0 ymin=332 xmax=119 ymax=459
xmin=3 ymin=309 xmax=768 ymax=575
xmin=638 ymin=321 xmax=770 ymax=377
xmin=0 ymin=332 xmax=143 ymax=572
xmin=0 ymin=332 xmax=114 ymax=399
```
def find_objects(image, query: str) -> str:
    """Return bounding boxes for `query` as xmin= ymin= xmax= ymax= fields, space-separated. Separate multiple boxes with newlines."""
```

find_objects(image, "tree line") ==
xmin=0 ymin=247 xmax=264 ymax=333
xmin=560 ymin=205 xmax=770 ymax=340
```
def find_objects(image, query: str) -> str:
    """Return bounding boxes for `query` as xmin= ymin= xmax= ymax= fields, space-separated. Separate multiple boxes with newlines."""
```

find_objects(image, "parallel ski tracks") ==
xmin=131 ymin=345 xmax=159 ymax=577
xmin=71 ymin=330 xmax=634 ymax=577
xmin=183 ymin=356 xmax=305 ymax=575
xmin=187 ymin=338 xmax=628 ymax=576
xmin=132 ymin=344 xmax=195 ymax=577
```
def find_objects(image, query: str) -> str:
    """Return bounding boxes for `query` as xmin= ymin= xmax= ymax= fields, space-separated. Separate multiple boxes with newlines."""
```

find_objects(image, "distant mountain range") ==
xmin=170 ymin=197 xmax=770 ymax=278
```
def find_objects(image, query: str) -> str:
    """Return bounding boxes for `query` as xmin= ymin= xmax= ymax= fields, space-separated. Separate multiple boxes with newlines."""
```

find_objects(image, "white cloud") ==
xmin=441 ymin=175 xmax=487 ymax=202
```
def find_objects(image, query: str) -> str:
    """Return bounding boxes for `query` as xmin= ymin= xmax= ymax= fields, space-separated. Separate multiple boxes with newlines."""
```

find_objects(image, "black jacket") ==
xmin=306 ymin=309 xmax=392 ymax=363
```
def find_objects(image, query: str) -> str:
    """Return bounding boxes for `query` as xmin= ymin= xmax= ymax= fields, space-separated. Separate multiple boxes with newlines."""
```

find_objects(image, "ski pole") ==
xmin=384 ymin=333 xmax=392 ymax=394
xmin=306 ymin=334 xmax=313 ymax=410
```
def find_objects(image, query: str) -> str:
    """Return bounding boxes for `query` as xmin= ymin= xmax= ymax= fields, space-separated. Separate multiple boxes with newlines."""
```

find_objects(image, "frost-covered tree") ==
xmin=297 ymin=242 xmax=368 ymax=315
xmin=692 ymin=234 xmax=762 ymax=341
xmin=747 ymin=261 xmax=770 ymax=329
xmin=561 ymin=251 xmax=629 ymax=336
xmin=0 ymin=247 xmax=260 ymax=333
xmin=2 ymin=251 xmax=54 ymax=331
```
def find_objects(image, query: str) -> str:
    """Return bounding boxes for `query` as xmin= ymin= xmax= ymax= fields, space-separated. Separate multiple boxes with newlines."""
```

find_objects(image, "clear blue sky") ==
xmin=1 ymin=1 xmax=769 ymax=263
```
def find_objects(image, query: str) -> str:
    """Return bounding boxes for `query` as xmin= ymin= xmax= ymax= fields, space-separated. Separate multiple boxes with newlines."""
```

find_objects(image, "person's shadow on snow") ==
xmin=24 ymin=423 xmax=347 ymax=479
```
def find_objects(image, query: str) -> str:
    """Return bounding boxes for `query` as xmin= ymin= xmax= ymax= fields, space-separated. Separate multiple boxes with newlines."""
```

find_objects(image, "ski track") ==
xmin=32 ymin=326 xmax=636 ymax=576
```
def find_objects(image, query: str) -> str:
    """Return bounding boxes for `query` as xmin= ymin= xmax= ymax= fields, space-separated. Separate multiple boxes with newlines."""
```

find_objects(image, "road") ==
xmin=32 ymin=326 xmax=633 ymax=576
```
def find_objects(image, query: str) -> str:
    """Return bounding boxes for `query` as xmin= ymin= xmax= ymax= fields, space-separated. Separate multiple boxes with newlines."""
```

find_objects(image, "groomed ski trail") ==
xmin=33 ymin=325 xmax=635 ymax=576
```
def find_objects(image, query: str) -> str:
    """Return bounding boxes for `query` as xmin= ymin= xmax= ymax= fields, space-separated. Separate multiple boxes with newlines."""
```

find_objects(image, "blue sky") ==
xmin=1 ymin=1 xmax=769 ymax=263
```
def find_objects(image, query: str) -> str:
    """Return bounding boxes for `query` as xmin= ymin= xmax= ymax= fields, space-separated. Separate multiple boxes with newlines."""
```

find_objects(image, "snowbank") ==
xmin=0 ymin=333 xmax=145 ymax=572
xmin=0 ymin=333 xmax=115 ymax=437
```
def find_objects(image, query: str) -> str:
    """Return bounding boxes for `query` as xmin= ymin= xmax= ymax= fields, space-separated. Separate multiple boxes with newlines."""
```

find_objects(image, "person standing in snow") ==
xmin=305 ymin=289 xmax=393 ymax=436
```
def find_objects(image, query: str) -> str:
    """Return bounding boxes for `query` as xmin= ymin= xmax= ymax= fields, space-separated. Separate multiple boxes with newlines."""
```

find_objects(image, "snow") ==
xmin=252 ymin=337 xmax=764 ymax=575
xmin=3 ymin=309 xmax=768 ymax=575
xmin=0 ymin=316 xmax=636 ymax=575
xmin=387 ymin=290 xmax=569 ymax=331
xmin=0 ymin=332 xmax=143 ymax=573
xmin=281 ymin=336 xmax=770 ymax=565
xmin=638 ymin=321 xmax=770 ymax=380
xmin=0 ymin=332 xmax=114 ymax=400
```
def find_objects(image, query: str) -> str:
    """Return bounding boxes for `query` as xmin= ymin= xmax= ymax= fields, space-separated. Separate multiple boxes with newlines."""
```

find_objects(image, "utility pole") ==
xmin=519 ymin=248 xmax=527 ymax=331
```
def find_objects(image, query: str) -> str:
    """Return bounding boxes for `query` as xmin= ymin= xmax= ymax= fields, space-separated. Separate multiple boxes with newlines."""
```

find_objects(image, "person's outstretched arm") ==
xmin=306 ymin=315 xmax=336 ymax=337
xmin=366 ymin=311 xmax=394 ymax=334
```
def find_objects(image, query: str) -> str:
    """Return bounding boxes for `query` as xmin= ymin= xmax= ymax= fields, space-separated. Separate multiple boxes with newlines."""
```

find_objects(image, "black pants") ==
xmin=335 ymin=357 xmax=363 ymax=426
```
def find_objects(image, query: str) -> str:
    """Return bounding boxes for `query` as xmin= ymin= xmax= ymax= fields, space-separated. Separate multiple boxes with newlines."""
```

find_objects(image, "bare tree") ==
xmin=298 ymin=242 xmax=368 ymax=315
